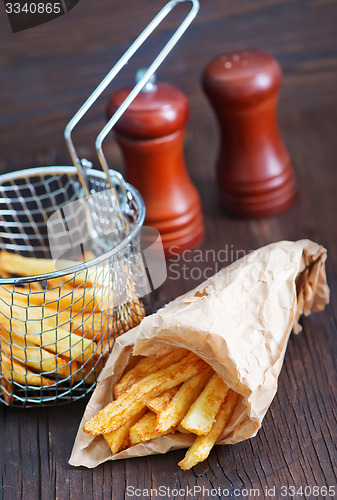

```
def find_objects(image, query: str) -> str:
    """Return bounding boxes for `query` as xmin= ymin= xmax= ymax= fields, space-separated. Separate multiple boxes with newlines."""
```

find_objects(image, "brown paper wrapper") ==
xmin=69 ymin=240 xmax=329 ymax=468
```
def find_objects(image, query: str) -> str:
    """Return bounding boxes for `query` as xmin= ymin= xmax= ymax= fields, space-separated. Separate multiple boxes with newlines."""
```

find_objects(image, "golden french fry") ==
xmin=0 ymin=332 xmax=69 ymax=375
xmin=129 ymin=411 xmax=175 ymax=446
xmin=65 ymin=357 xmax=98 ymax=386
xmin=44 ymin=330 xmax=96 ymax=362
xmin=113 ymin=348 xmax=187 ymax=399
xmin=12 ymin=301 xmax=92 ymax=353
xmin=45 ymin=277 xmax=67 ymax=290
xmin=82 ymin=371 xmax=96 ymax=386
xmin=25 ymin=286 xmax=108 ymax=313
xmin=0 ymin=287 xmax=29 ymax=305
xmin=178 ymin=390 xmax=238 ymax=470
xmin=70 ymin=302 xmax=143 ymax=344
xmin=1 ymin=279 xmax=108 ymax=314
xmin=0 ymin=251 xmax=57 ymax=277
xmin=0 ymin=295 xmax=71 ymax=328
xmin=0 ymin=250 xmax=110 ymax=389
xmin=24 ymin=304 xmax=71 ymax=328
xmin=121 ymin=436 xmax=130 ymax=450
xmin=146 ymin=387 xmax=180 ymax=414
xmin=0 ymin=299 xmax=95 ymax=365
xmin=104 ymin=408 xmax=147 ymax=454
xmin=71 ymin=298 xmax=144 ymax=346
xmin=45 ymin=272 xmax=103 ymax=291
xmin=71 ymin=310 xmax=98 ymax=337
xmin=1 ymin=280 xmax=112 ymax=349
xmin=0 ymin=270 xmax=11 ymax=279
xmin=83 ymin=352 xmax=208 ymax=436
xmin=0 ymin=284 xmax=105 ymax=313
xmin=0 ymin=309 xmax=95 ymax=363
xmin=0 ymin=350 xmax=54 ymax=387
xmin=0 ymin=375 xmax=13 ymax=404
xmin=156 ymin=368 xmax=213 ymax=433
xmin=0 ymin=251 xmax=101 ymax=289
xmin=180 ymin=373 xmax=230 ymax=436
xmin=70 ymin=310 xmax=111 ymax=341
xmin=22 ymin=282 xmax=44 ymax=292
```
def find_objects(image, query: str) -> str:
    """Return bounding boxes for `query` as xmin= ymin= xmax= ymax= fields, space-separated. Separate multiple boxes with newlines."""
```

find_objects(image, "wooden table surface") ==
xmin=0 ymin=1 xmax=336 ymax=499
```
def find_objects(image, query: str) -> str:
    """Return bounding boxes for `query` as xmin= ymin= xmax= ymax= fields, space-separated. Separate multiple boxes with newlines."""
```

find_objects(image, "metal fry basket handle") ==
xmin=64 ymin=0 xmax=200 ymax=202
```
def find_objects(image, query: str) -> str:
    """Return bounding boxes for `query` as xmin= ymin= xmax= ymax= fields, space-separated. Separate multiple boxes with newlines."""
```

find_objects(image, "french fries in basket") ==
xmin=0 ymin=251 xmax=100 ymax=289
xmin=0 ymin=251 xmax=145 ymax=397
xmin=0 ymin=350 xmax=55 ymax=387
xmin=83 ymin=348 xmax=239 ymax=470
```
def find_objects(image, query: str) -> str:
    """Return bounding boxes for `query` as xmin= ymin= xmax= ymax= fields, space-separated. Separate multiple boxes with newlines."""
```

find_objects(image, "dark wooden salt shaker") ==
xmin=107 ymin=71 xmax=204 ymax=257
xmin=202 ymin=50 xmax=296 ymax=217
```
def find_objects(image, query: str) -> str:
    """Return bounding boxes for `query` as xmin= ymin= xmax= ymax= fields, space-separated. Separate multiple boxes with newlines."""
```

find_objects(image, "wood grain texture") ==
xmin=0 ymin=0 xmax=337 ymax=162
xmin=0 ymin=1 xmax=336 ymax=499
xmin=0 ymin=107 xmax=336 ymax=500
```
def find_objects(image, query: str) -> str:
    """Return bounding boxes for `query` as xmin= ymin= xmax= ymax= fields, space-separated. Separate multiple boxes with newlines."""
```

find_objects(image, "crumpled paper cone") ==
xmin=69 ymin=240 xmax=329 ymax=468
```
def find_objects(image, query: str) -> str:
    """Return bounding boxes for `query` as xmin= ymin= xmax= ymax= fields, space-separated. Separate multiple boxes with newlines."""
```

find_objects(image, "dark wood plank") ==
xmin=0 ymin=1 xmax=336 ymax=499
xmin=0 ymin=104 xmax=336 ymax=500
xmin=0 ymin=0 xmax=337 ymax=161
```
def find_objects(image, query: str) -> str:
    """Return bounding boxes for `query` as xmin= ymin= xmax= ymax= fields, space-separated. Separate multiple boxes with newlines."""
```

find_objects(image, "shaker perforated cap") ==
xmin=202 ymin=50 xmax=282 ymax=105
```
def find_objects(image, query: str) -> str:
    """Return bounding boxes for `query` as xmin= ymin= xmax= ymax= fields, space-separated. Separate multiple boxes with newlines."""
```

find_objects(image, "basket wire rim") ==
xmin=0 ymin=166 xmax=145 ymax=285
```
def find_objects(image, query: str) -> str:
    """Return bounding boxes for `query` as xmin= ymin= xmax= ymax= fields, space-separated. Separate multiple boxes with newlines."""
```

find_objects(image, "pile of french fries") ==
xmin=83 ymin=348 xmax=238 ymax=470
xmin=0 ymin=250 xmax=144 ymax=402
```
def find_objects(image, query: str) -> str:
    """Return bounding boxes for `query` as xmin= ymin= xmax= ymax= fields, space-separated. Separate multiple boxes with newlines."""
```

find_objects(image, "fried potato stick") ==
xmin=129 ymin=411 xmax=175 ymax=446
xmin=0 ymin=375 xmax=13 ymax=404
xmin=0 ymin=333 xmax=68 ymax=375
xmin=23 ymin=286 xmax=107 ymax=313
xmin=1 ymin=297 xmax=95 ymax=355
xmin=22 ymin=282 xmax=43 ymax=292
xmin=156 ymin=368 xmax=213 ymax=433
xmin=0 ymin=312 xmax=95 ymax=362
xmin=146 ymin=387 xmax=180 ymax=414
xmin=15 ymin=304 xmax=71 ymax=330
xmin=0 ymin=296 xmax=71 ymax=332
xmin=0 ymin=350 xmax=54 ymax=387
xmin=0 ymin=287 xmax=28 ymax=306
xmin=0 ymin=284 xmax=105 ymax=313
xmin=113 ymin=348 xmax=187 ymax=399
xmin=180 ymin=373 xmax=230 ymax=435
xmin=70 ymin=310 xmax=111 ymax=341
xmin=0 ymin=251 xmax=101 ymax=289
xmin=83 ymin=352 xmax=208 ymax=436
xmin=58 ymin=354 xmax=99 ymax=385
xmin=104 ymin=408 xmax=147 ymax=454
xmin=71 ymin=296 xmax=144 ymax=342
xmin=178 ymin=390 xmax=238 ymax=470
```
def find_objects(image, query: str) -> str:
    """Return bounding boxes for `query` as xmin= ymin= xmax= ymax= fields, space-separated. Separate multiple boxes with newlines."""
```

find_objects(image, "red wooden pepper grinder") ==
xmin=202 ymin=50 xmax=297 ymax=217
xmin=107 ymin=71 xmax=204 ymax=257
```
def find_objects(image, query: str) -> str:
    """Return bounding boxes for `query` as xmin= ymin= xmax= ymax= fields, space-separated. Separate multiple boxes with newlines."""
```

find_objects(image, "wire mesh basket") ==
xmin=0 ymin=0 xmax=199 ymax=406
xmin=0 ymin=166 xmax=146 ymax=407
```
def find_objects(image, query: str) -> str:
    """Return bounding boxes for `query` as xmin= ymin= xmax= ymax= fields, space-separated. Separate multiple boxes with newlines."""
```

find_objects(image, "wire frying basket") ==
xmin=0 ymin=167 xmax=146 ymax=406
xmin=0 ymin=0 xmax=199 ymax=407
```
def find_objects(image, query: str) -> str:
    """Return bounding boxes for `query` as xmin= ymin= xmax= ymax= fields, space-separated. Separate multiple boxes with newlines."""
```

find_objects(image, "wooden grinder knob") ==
xmin=107 ymin=75 xmax=204 ymax=257
xmin=202 ymin=50 xmax=296 ymax=217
